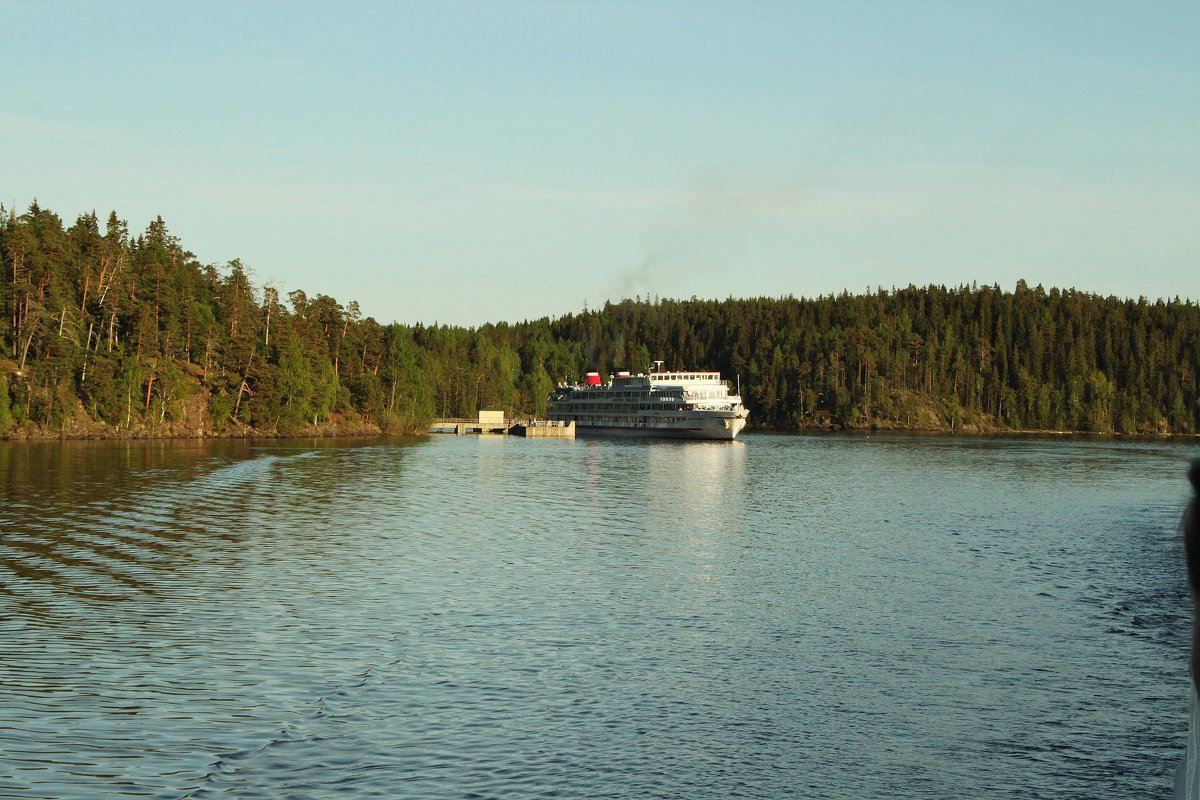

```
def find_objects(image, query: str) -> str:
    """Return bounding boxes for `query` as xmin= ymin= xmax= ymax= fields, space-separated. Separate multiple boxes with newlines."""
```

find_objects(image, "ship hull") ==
xmin=574 ymin=425 xmax=741 ymax=441
xmin=558 ymin=414 xmax=746 ymax=441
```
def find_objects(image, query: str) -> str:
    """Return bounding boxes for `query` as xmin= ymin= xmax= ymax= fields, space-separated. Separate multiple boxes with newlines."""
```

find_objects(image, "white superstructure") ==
xmin=546 ymin=368 xmax=749 ymax=440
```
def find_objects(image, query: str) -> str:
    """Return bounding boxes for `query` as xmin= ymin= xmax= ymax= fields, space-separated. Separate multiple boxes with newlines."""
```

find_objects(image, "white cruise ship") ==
xmin=546 ymin=365 xmax=749 ymax=440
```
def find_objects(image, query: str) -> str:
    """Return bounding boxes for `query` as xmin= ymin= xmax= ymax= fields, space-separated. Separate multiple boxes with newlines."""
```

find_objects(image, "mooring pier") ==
xmin=428 ymin=411 xmax=574 ymax=438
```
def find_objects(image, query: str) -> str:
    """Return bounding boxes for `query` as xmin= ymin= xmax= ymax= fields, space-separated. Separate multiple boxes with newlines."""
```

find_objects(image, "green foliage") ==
xmin=547 ymin=288 xmax=1200 ymax=434
xmin=0 ymin=375 xmax=11 ymax=432
xmin=313 ymin=360 xmax=339 ymax=423
xmin=275 ymin=333 xmax=316 ymax=430
xmin=152 ymin=360 xmax=189 ymax=424
xmin=79 ymin=351 xmax=131 ymax=425
xmin=208 ymin=392 xmax=235 ymax=429
xmin=3 ymin=199 xmax=1199 ymax=437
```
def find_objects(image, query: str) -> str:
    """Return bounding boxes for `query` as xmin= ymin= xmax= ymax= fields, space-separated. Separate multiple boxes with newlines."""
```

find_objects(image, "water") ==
xmin=1 ymin=433 xmax=1197 ymax=799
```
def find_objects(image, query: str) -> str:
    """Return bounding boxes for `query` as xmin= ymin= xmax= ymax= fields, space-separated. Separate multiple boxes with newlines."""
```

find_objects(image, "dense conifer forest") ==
xmin=1 ymin=201 xmax=1198 ymax=438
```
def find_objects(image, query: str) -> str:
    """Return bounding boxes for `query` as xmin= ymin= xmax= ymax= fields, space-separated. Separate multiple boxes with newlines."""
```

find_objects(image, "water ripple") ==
xmin=0 ymin=434 xmax=1196 ymax=798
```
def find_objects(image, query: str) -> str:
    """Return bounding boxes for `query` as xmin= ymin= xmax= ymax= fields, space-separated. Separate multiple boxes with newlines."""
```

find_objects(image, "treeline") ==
xmin=551 ymin=288 xmax=1199 ymax=434
xmin=2 ymin=201 xmax=1198 ymax=437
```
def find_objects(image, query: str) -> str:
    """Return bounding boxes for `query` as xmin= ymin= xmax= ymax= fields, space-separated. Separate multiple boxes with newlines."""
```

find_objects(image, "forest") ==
xmin=2 ymin=201 xmax=1198 ymax=438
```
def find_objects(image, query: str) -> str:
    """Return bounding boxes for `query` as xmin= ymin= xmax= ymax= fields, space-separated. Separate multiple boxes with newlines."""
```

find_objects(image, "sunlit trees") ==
xmin=1 ymin=199 xmax=1198 ymax=438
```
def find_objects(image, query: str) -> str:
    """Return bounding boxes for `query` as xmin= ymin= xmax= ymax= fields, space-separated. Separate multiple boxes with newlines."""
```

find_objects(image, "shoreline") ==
xmin=0 ymin=415 xmax=428 ymax=442
xmin=5 ymin=423 xmax=1198 ymax=443
xmin=750 ymin=423 xmax=1200 ymax=439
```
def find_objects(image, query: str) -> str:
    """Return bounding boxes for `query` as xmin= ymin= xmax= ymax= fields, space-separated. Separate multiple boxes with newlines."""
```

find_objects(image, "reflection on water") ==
xmin=0 ymin=433 xmax=1197 ymax=799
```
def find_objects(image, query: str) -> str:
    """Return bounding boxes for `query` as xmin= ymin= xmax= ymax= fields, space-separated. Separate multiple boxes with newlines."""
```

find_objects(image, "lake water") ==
xmin=1 ymin=432 xmax=1197 ymax=799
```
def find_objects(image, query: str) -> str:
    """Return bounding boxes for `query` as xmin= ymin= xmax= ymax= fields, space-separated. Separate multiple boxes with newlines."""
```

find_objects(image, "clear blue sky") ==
xmin=4 ymin=1 xmax=1197 ymax=327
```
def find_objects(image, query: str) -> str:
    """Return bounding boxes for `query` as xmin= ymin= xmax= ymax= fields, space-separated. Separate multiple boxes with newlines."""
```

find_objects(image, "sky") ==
xmin=3 ymin=1 xmax=1197 ymax=327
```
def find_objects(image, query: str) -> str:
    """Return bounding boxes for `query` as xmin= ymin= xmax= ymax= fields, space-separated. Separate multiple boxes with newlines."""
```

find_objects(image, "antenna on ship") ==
xmin=653 ymin=359 xmax=664 ymax=373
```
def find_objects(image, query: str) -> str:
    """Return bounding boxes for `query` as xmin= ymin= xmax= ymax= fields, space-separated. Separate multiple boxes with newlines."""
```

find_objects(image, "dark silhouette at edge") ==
xmin=1186 ymin=461 xmax=1200 ymax=693
xmin=1178 ymin=461 xmax=1200 ymax=799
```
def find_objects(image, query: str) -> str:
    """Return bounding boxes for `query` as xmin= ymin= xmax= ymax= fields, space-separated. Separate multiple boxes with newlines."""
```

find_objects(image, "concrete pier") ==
xmin=428 ymin=419 xmax=506 ymax=435
xmin=428 ymin=417 xmax=574 ymax=438
xmin=512 ymin=420 xmax=575 ymax=438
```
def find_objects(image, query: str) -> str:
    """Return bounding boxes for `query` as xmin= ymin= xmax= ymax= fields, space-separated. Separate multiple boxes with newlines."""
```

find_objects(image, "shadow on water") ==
xmin=0 ymin=436 xmax=429 ymax=613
